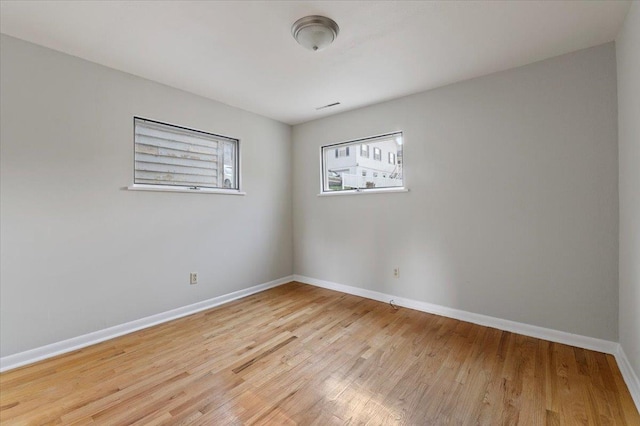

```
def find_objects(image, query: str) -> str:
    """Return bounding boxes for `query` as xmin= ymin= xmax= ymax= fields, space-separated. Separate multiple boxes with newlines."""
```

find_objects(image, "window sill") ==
xmin=318 ymin=187 xmax=409 ymax=197
xmin=126 ymin=184 xmax=246 ymax=195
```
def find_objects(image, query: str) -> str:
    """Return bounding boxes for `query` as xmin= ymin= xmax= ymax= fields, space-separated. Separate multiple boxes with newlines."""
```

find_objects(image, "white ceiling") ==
xmin=0 ymin=1 xmax=631 ymax=125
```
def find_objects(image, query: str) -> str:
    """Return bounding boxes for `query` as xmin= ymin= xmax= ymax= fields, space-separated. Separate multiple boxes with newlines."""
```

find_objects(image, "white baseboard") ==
xmin=615 ymin=345 xmax=640 ymax=410
xmin=293 ymin=274 xmax=618 ymax=354
xmin=0 ymin=275 xmax=293 ymax=373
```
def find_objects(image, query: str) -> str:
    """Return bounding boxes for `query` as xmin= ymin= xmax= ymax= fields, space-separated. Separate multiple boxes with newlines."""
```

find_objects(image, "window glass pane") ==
xmin=134 ymin=117 xmax=239 ymax=190
xmin=222 ymin=140 xmax=236 ymax=188
xmin=321 ymin=132 xmax=403 ymax=192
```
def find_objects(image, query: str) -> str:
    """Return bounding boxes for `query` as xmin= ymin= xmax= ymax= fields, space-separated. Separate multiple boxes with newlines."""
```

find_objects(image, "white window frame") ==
xmin=319 ymin=131 xmax=407 ymax=196
xmin=127 ymin=117 xmax=244 ymax=195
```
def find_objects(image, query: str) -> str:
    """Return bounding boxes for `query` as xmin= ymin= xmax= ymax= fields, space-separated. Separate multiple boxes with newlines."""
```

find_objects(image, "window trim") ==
xmin=318 ymin=187 xmax=408 ymax=197
xmin=319 ymin=131 xmax=406 ymax=195
xmin=129 ymin=117 xmax=242 ymax=194
xmin=126 ymin=184 xmax=246 ymax=195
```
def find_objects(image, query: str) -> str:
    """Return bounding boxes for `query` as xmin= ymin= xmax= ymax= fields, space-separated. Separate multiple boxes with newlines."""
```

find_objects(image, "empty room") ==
xmin=0 ymin=1 xmax=639 ymax=424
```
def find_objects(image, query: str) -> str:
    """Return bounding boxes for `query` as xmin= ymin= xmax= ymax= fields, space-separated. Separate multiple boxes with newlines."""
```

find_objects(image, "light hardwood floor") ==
xmin=1 ymin=282 xmax=638 ymax=425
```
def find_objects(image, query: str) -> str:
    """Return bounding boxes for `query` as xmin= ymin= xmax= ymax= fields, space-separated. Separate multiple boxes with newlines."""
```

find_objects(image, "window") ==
xmin=373 ymin=147 xmax=382 ymax=161
xmin=335 ymin=147 xmax=350 ymax=158
xmin=133 ymin=117 xmax=239 ymax=190
xmin=321 ymin=132 xmax=404 ymax=193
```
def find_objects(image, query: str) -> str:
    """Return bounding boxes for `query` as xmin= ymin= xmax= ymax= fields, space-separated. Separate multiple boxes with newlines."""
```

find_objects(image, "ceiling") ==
xmin=0 ymin=1 xmax=631 ymax=125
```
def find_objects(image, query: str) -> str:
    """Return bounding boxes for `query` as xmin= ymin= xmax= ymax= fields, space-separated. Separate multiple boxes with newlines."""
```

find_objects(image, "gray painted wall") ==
xmin=617 ymin=2 xmax=640 ymax=379
xmin=292 ymin=43 xmax=619 ymax=341
xmin=0 ymin=35 xmax=293 ymax=357
xmin=0 ymin=33 xmax=625 ymax=359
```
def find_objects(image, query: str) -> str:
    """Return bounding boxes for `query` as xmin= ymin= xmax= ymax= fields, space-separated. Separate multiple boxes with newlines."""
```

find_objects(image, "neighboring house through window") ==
xmin=321 ymin=132 xmax=404 ymax=193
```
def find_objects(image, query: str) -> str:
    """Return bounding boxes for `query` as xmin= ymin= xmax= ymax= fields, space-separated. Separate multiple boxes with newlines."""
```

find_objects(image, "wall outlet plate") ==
xmin=190 ymin=272 xmax=198 ymax=285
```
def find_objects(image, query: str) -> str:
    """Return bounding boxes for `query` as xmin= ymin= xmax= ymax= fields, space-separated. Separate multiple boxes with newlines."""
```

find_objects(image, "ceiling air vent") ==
xmin=316 ymin=102 xmax=341 ymax=111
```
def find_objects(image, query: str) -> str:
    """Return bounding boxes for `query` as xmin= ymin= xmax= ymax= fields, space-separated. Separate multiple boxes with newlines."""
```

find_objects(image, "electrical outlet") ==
xmin=393 ymin=267 xmax=400 ymax=278
xmin=190 ymin=272 xmax=198 ymax=285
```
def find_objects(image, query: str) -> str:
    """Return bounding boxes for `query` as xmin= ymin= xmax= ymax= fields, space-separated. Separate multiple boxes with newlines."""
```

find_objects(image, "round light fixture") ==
xmin=291 ymin=15 xmax=339 ymax=51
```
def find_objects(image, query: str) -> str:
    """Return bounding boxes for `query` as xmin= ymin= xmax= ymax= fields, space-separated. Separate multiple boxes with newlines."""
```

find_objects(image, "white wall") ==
xmin=0 ymin=35 xmax=293 ymax=357
xmin=617 ymin=1 xmax=640 ymax=380
xmin=292 ymin=43 xmax=619 ymax=341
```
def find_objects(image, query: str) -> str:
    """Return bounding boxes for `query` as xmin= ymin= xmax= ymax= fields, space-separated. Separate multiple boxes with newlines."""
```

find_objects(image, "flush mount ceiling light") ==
xmin=291 ymin=15 xmax=339 ymax=51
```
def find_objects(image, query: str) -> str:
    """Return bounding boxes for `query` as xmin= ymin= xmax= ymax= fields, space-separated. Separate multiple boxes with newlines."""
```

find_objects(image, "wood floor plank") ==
xmin=1 ymin=282 xmax=638 ymax=425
